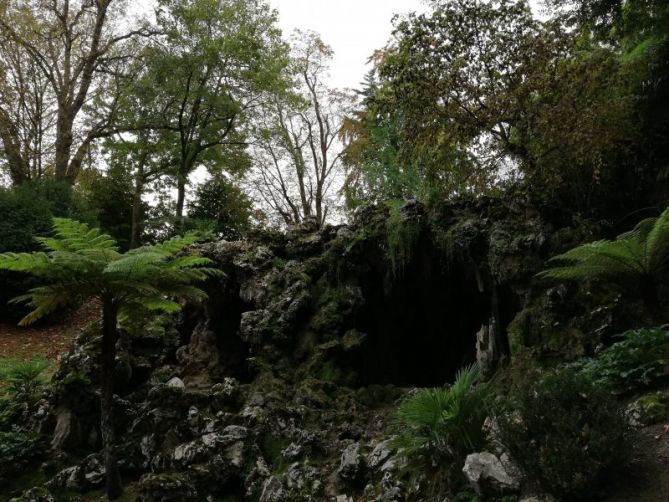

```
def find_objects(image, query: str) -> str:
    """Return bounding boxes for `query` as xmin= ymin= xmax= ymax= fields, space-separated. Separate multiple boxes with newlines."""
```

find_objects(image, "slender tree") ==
xmin=0 ymin=218 xmax=218 ymax=499
xmin=249 ymin=30 xmax=353 ymax=227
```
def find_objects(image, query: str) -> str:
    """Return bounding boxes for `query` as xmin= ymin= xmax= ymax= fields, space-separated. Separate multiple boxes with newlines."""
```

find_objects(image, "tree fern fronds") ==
xmin=0 ymin=252 xmax=52 ymax=275
xmin=166 ymin=256 xmax=213 ymax=269
xmin=646 ymin=207 xmax=669 ymax=273
xmin=131 ymin=235 xmax=199 ymax=257
xmin=137 ymin=297 xmax=182 ymax=313
xmin=12 ymin=285 xmax=75 ymax=326
xmin=538 ymin=207 xmax=669 ymax=317
xmin=103 ymin=252 xmax=166 ymax=275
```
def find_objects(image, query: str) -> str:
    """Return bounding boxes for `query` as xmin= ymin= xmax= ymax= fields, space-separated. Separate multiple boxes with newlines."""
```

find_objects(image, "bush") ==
xmin=392 ymin=364 xmax=491 ymax=461
xmin=0 ymin=357 xmax=50 ymax=401
xmin=0 ymin=431 xmax=46 ymax=484
xmin=575 ymin=327 xmax=669 ymax=393
xmin=497 ymin=369 xmax=629 ymax=500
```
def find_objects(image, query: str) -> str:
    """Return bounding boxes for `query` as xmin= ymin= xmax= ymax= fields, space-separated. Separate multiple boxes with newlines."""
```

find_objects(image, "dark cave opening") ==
xmin=354 ymin=237 xmax=503 ymax=387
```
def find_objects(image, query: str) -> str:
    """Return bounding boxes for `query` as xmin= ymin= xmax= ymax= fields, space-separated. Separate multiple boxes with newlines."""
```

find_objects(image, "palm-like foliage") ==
xmin=537 ymin=207 xmax=669 ymax=317
xmin=0 ymin=218 xmax=219 ymax=500
xmin=0 ymin=218 xmax=217 ymax=325
xmin=392 ymin=364 xmax=490 ymax=460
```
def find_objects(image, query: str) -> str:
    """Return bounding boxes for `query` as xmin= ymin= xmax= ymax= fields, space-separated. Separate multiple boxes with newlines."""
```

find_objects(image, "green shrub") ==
xmin=0 ymin=357 xmax=50 ymax=400
xmin=392 ymin=364 xmax=491 ymax=460
xmin=497 ymin=369 xmax=629 ymax=500
xmin=0 ymin=431 xmax=46 ymax=484
xmin=575 ymin=327 xmax=669 ymax=393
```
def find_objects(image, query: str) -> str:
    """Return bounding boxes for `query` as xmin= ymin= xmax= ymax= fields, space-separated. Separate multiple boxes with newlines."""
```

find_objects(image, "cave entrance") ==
xmin=355 ymin=238 xmax=491 ymax=387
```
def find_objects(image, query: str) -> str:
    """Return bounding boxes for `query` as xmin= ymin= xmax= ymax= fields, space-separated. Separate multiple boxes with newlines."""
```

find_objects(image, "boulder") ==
xmin=463 ymin=451 xmax=520 ymax=497
xmin=166 ymin=377 xmax=185 ymax=390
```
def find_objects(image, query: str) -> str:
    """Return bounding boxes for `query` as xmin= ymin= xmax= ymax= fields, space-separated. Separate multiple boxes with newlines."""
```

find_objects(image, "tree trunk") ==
xmin=101 ymin=296 xmax=122 ymax=500
xmin=175 ymin=172 xmax=186 ymax=230
xmin=641 ymin=278 xmax=663 ymax=323
xmin=54 ymin=111 xmax=74 ymax=184
xmin=130 ymin=170 xmax=145 ymax=249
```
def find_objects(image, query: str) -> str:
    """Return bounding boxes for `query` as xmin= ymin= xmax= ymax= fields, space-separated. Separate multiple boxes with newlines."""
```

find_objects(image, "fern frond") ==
xmin=14 ymin=285 xmax=75 ymax=326
xmin=103 ymin=252 xmax=165 ymax=276
xmin=166 ymin=256 xmax=213 ymax=269
xmin=0 ymin=252 xmax=52 ymax=275
xmin=138 ymin=297 xmax=182 ymax=313
xmin=646 ymin=207 xmax=669 ymax=274
xmin=131 ymin=235 xmax=198 ymax=257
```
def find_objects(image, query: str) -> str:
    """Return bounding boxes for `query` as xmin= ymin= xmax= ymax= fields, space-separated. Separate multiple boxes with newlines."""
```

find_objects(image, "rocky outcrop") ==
xmin=6 ymin=196 xmax=597 ymax=501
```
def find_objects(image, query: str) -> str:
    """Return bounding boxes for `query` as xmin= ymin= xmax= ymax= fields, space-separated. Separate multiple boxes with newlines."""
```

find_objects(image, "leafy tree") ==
xmin=77 ymin=166 xmax=136 ymax=250
xmin=0 ymin=0 xmax=151 ymax=184
xmin=0 ymin=218 xmax=218 ymax=499
xmin=137 ymin=0 xmax=288 ymax=227
xmin=347 ymin=0 xmax=637 ymax=214
xmin=537 ymin=206 xmax=669 ymax=319
xmin=187 ymin=176 xmax=255 ymax=240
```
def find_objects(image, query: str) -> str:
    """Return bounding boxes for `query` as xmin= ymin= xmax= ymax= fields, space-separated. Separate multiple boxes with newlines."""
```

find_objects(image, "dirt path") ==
xmin=0 ymin=302 xmax=98 ymax=361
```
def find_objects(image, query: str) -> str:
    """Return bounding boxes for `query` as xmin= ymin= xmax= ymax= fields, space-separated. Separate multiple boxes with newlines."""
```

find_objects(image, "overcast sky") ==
xmin=268 ymin=0 xmax=429 ymax=90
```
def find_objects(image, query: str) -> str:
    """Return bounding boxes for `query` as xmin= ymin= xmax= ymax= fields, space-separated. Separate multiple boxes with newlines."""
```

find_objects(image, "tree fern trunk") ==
xmin=641 ymin=278 xmax=662 ymax=323
xmin=101 ymin=295 xmax=122 ymax=500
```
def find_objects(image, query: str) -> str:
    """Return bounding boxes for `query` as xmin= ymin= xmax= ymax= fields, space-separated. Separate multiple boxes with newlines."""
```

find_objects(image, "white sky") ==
xmin=268 ymin=0 xmax=429 ymax=90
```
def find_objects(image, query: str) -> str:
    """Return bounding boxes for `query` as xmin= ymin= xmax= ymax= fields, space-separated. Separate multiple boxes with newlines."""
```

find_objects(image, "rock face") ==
xmin=463 ymin=451 xmax=521 ymax=497
xmin=6 ymin=197 xmax=589 ymax=501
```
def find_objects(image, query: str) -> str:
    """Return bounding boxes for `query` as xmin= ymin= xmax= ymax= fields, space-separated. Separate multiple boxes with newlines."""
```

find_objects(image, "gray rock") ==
xmin=166 ymin=377 xmax=185 ymax=389
xmin=225 ymin=440 xmax=245 ymax=468
xmin=338 ymin=442 xmax=363 ymax=483
xmin=50 ymin=406 xmax=80 ymax=451
xmin=46 ymin=466 xmax=82 ymax=491
xmin=9 ymin=487 xmax=55 ymax=502
xmin=81 ymin=454 xmax=105 ymax=487
xmin=222 ymin=424 xmax=248 ymax=441
xmin=519 ymin=495 xmax=558 ymax=502
xmin=137 ymin=472 xmax=198 ymax=501
xmin=367 ymin=440 xmax=394 ymax=471
xmin=281 ymin=442 xmax=303 ymax=461
xmin=172 ymin=440 xmax=203 ymax=466
xmin=259 ymin=476 xmax=288 ymax=502
xmin=463 ymin=451 xmax=520 ymax=497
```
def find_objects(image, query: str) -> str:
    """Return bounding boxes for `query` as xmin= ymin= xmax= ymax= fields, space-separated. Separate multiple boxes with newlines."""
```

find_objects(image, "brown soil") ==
xmin=0 ymin=302 xmax=98 ymax=361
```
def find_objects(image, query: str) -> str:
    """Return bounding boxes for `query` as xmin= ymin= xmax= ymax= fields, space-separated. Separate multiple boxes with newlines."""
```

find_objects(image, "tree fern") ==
xmin=0 ymin=218 xmax=218 ymax=499
xmin=537 ymin=207 xmax=669 ymax=318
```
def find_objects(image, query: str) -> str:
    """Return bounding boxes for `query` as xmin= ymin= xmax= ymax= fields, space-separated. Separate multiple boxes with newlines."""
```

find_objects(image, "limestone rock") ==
xmin=463 ymin=451 xmax=520 ymax=497
xmin=338 ymin=442 xmax=363 ymax=483
xmin=166 ymin=377 xmax=185 ymax=389
xmin=367 ymin=440 xmax=394 ymax=471
xmin=259 ymin=476 xmax=288 ymax=502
